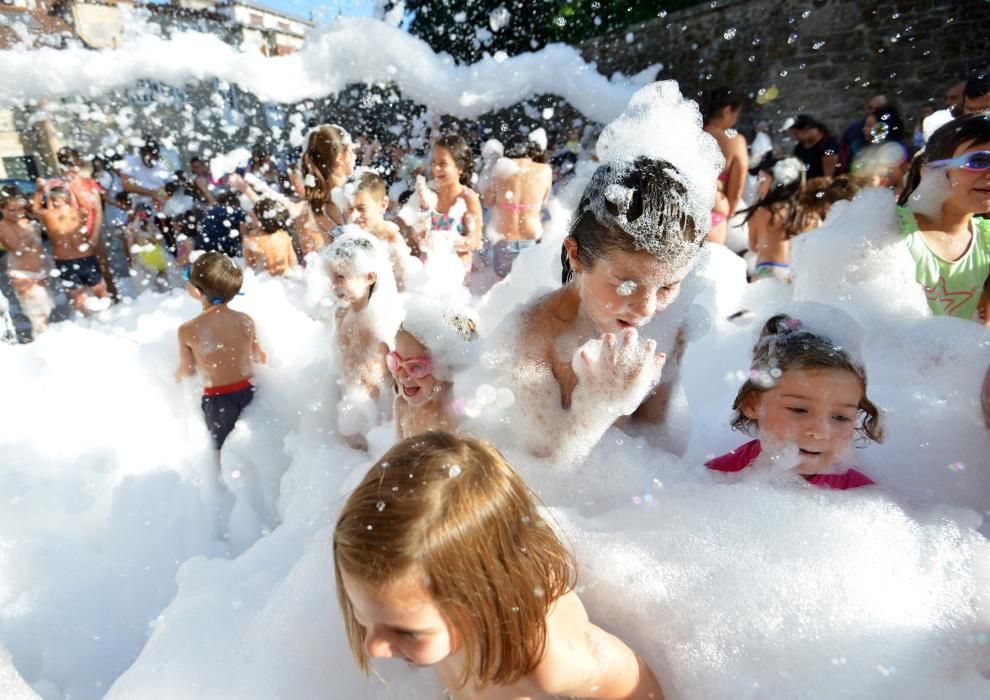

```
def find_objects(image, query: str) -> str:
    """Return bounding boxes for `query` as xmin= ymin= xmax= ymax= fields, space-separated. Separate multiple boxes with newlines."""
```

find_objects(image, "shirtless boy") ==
xmin=175 ymin=252 xmax=267 ymax=450
xmin=345 ymin=171 xmax=411 ymax=287
xmin=0 ymin=186 xmax=52 ymax=336
xmin=33 ymin=180 xmax=108 ymax=312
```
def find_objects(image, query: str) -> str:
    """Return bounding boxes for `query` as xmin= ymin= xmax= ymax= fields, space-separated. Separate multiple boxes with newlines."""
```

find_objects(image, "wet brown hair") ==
xmin=253 ymin=197 xmax=290 ymax=234
xmin=435 ymin=134 xmax=475 ymax=186
xmin=302 ymin=125 xmax=352 ymax=216
xmin=800 ymin=175 xmax=862 ymax=222
xmin=333 ymin=432 xmax=576 ymax=690
xmin=898 ymin=112 xmax=990 ymax=205
xmin=190 ymin=251 xmax=242 ymax=303
xmin=561 ymin=156 xmax=702 ymax=284
xmin=730 ymin=314 xmax=884 ymax=443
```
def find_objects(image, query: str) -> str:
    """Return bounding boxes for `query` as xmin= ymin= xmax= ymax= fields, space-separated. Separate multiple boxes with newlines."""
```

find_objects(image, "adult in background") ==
xmin=703 ymin=86 xmax=747 ymax=245
xmin=838 ymin=94 xmax=889 ymax=174
xmin=963 ymin=73 xmax=990 ymax=115
xmin=120 ymin=137 xmax=172 ymax=208
xmin=945 ymin=80 xmax=966 ymax=116
xmin=481 ymin=135 xmax=552 ymax=278
xmin=788 ymin=114 xmax=840 ymax=179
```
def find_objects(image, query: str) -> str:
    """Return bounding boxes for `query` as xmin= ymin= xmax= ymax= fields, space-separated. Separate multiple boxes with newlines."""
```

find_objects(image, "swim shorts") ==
xmin=201 ymin=378 xmax=255 ymax=450
xmin=55 ymin=256 xmax=103 ymax=289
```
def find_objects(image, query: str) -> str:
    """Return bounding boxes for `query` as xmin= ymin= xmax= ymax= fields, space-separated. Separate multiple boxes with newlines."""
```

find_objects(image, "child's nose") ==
xmin=364 ymin=628 xmax=394 ymax=658
xmin=805 ymin=417 xmax=830 ymax=439
xmin=630 ymin=291 xmax=657 ymax=319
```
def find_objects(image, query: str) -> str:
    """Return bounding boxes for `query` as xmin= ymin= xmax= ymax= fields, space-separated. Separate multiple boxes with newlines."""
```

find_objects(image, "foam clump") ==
xmin=400 ymin=293 xmax=480 ymax=381
xmin=595 ymin=80 xmax=723 ymax=237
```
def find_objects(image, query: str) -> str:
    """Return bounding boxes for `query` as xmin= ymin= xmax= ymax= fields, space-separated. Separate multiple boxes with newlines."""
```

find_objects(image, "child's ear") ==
xmin=740 ymin=391 xmax=762 ymax=421
xmin=367 ymin=271 xmax=377 ymax=284
xmin=380 ymin=196 xmax=389 ymax=211
xmin=563 ymin=236 xmax=581 ymax=272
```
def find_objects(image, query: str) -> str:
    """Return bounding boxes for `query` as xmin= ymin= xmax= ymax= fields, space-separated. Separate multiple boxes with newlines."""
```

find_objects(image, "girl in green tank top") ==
xmin=897 ymin=113 xmax=990 ymax=322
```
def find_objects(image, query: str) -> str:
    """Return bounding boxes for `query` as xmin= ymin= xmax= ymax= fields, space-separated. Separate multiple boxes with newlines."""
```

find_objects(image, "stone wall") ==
xmin=582 ymin=0 xmax=987 ymax=135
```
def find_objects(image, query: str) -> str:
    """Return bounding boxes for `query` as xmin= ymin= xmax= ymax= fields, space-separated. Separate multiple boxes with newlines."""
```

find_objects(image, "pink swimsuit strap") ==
xmin=498 ymin=200 xmax=542 ymax=212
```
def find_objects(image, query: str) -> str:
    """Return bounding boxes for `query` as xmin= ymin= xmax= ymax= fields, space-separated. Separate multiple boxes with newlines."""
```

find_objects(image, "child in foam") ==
xmin=124 ymin=202 xmax=174 ymax=293
xmin=479 ymin=134 xmax=553 ymax=279
xmin=416 ymin=134 xmax=483 ymax=275
xmin=175 ymin=252 xmax=267 ymax=450
xmin=295 ymin=124 xmax=356 ymax=258
xmin=324 ymin=228 xmax=402 ymax=449
xmin=707 ymin=312 xmax=883 ymax=489
xmin=242 ymin=197 xmax=298 ymax=277
xmin=896 ymin=113 xmax=990 ymax=324
xmin=334 ymin=432 xmax=665 ymax=700
xmin=0 ymin=186 xmax=52 ymax=338
xmin=344 ymin=170 xmax=411 ymax=288
xmin=388 ymin=295 xmax=479 ymax=440
xmin=740 ymin=157 xmax=809 ymax=282
xmin=32 ymin=179 xmax=110 ymax=313
xmin=487 ymin=156 xmax=706 ymax=462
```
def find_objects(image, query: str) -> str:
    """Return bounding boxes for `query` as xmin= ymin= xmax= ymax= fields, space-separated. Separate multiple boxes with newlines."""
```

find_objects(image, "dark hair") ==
xmin=964 ymin=73 xmax=990 ymax=101
xmin=740 ymin=161 xmax=808 ymax=239
xmin=57 ymin=147 xmax=82 ymax=168
xmin=435 ymin=134 xmax=475 ymax=186
xmin=253 ymin=197 xmax=290 ymax=234
xmin=561 ymin=156 xmax=702 ymax=285
xmin=113 ymin=190 xmax=131 ymax=208
xmin=800 ymin=175 xmax=862 ymax=216
xmin=190 ymin=251 xmax=242 ymax=303
xmin=302 ymin=124 xmax=351 ymax=216
xmin=506 ymin=135 xmax=547 ymax=163
xmin=791 ymin=114 xmax=827 ymax=133
xmin=730 ymin=314 xmax=884 ymax=443
xmin=0 ymin=184 xmax=25 ymax=210
xmin=898 ymin=112 xmax=990 ymax=205
xmin=140 ymin=137 xmax=160 ymax=157
xmin=865 ymin=105 xmax=906 ymax=144
xmin=704 ymin=86 xmax=743 ymax=123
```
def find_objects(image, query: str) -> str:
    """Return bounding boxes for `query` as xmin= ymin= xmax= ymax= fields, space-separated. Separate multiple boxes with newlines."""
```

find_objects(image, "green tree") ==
xmin=386 ymin=1 xmax=700 ymax=63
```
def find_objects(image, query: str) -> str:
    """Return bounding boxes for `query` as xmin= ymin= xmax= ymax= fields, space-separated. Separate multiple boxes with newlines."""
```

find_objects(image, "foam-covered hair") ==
xmin=323 ymin=225 xmax=392 ymax=279
xmin=400 ymin=294 xmax=480 ymax=381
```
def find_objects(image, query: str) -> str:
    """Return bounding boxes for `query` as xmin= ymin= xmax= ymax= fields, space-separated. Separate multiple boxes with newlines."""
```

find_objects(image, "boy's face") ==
xmin=328 ymin=260 xmax=375 ymax=307
xmin=348 ymin=190 xmax=387 ymax=229
xmin=2 ymin=197 xmax=28 ymax=221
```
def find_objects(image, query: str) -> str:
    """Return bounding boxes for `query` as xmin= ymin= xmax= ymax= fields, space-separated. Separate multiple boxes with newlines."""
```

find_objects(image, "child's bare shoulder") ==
xmin=526 ymin=592 xmax=596 ymax=694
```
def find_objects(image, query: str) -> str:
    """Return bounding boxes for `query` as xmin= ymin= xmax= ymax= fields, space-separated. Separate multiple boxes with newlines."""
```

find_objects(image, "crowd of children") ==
xmin=2 ymin=72 xmax=989 ymax=698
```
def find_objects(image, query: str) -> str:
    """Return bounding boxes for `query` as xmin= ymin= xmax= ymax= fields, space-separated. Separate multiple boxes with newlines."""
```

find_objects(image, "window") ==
xmin=278 ymin=22 xmax=289 ymax=32
xmin=250 ymin=13 xmax=263 ymax=26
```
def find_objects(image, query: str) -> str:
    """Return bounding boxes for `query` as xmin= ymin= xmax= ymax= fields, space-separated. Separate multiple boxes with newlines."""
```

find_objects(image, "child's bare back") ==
xmin=177 ymin=306 xmax=262 ymax=388
xmin=335 ymin=305 xmax=388 ymax=397
xmin=244 ymin=229 xmax=298 ymax=277
xmin=0 ymin=217 xmax=45 ymax=275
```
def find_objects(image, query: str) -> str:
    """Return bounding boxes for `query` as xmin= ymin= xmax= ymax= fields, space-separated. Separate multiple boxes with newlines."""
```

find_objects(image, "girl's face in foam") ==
xmin=431 ymin=147 xmax=461 ymax=189
xmin=943 ymin=140 xmax=990 ymax=214
xmin=348 ymin=190 xmax=387 ymax=229
xmin=327 ymin=259 xmax=375 ymax=307
xmin=340 ymin=567 xmax=457 ymax=667
xmin=743 ymin=368 xmax=863 ymax=474
xmin=567 ymin=240 xmax=686 ymax=333
xmin=390 ymin=330 xmax=439 ymax=407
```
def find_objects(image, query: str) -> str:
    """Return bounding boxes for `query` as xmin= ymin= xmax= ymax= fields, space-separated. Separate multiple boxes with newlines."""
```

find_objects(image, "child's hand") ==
xmin=572 ymin=328 xmax=666 ymax=416
xmin=415 ymin=175 xmax=430 ymax=210
xmin=174 ymin=367 xmax=186 ymax=383
xmin=257 ymin=349 xmax=269 ymax=365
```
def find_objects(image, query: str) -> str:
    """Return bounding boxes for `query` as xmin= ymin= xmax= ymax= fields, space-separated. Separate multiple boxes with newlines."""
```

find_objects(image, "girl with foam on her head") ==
xmin=388 ymin=295 xmax=479 ymax=441
xmin=295 ymin=124 xmax=357 ymax=258
xmin=896 ymin=113 xmax=990 ymax=324
xmin=324 ymin=227 xmax=402 ymax=450
xmin=334 ymin=432 xmax=666 ymax=700
xmin=707 ymin=310 xmax=884 ymax=489
xmin=477 ymin=82 xmax=722 ymax=464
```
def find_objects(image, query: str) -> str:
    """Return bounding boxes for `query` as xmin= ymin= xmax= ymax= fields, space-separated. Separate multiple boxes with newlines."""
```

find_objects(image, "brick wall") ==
xmin=581 ymin=0 xmax=987 ymax=135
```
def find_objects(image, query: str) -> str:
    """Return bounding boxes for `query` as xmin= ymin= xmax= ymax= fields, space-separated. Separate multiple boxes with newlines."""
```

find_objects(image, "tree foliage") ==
xmin=385 ymin=1 xmax=703 ymax=63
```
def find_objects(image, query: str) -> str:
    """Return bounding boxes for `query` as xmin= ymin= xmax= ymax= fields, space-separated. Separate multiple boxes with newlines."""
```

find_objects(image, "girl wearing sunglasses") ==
xmin=388 ymin=294 xmax=479 ymax=440
xmin=897 ymin=113 xmax=990 ymax=323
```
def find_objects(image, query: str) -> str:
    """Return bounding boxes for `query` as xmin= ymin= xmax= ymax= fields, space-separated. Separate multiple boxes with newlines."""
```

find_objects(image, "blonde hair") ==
xmin=302 ymin=124 xmax=352 ymax=216
xmin=333 ymin=432 xmax=575 ymax=690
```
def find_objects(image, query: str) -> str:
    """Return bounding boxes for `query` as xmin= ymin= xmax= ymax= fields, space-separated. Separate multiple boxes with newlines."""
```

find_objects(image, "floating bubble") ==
xmin=813 ymin=41 xmax=826 ymax=50
xmin=375 ymin=500 xmax=386 ymax=512
xmin=946 ymin=462 xmax=966 ymax=472
xmin=489 ymin=6 xmax=511 ymax=31
xmin=723 ymin=28 xmax=737 ymax=40
xmin=447 ymin=463 xmax=462 ymax=477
